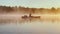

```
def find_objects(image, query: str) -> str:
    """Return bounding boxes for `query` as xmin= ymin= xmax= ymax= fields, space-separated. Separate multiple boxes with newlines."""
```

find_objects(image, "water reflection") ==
xmin=0 ymin=17 xmax=60 ymax=24
xmin=0 ymin=21 xmax=60 ymax=34
xmin=0 ymin=16 xmax=60 ymax=34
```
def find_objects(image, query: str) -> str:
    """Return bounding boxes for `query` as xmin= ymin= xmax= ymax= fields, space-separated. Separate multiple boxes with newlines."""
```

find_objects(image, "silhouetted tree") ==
xmin=31 ymin=8 xmax=36 ymax=13
xmin=0 ymin=6 xmax=14 ymax=13
xmin=51 ymin=7 xmax=57 ymax=14
xmin=39 ymin=8 xmax=45 ymax=14
xmin=51 ymin=7 xmax=56 ymax=11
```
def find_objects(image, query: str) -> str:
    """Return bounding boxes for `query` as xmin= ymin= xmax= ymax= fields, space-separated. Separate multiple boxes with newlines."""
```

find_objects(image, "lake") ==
xmin=0 ymin=14 xmax=60 ymax=34
xmin=0 ymin=20 xmax=60 ymax=34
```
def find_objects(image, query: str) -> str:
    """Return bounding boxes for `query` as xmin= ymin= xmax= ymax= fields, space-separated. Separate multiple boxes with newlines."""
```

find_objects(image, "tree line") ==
xmin=0 ymin=6 xmax=59 ymax=14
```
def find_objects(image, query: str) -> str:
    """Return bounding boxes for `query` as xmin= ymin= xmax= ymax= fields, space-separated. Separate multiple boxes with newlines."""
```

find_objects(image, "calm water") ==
xmin=0 ymin=14 xmax=60 ymax=34
xmin=0 ymin=21 xmax=60 ymax=34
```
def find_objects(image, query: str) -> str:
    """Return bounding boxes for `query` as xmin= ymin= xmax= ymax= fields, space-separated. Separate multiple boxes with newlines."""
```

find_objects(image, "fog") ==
xmin=0 ymin=13 xmax=60 ymax=34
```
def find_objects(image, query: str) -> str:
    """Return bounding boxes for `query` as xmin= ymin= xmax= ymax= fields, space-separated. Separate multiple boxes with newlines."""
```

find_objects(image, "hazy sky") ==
xmin=0 ymin=0 xmax=60 ymax=8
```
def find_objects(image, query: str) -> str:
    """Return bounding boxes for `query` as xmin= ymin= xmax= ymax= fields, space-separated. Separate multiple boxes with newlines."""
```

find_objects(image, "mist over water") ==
xmin=0 ymin=13 xmax=60 ymax=34
xmin=0 ymin=2 xmax=60 ymax=34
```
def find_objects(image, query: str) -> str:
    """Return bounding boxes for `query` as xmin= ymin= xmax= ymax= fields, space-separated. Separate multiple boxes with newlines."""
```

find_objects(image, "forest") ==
xmin=0 ymin=6 xmax=60 ymax=14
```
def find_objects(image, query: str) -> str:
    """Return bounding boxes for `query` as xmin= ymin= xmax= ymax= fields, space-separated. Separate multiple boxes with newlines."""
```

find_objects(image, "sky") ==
xmin=0 ymin=0 xmax=60 ymax=8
